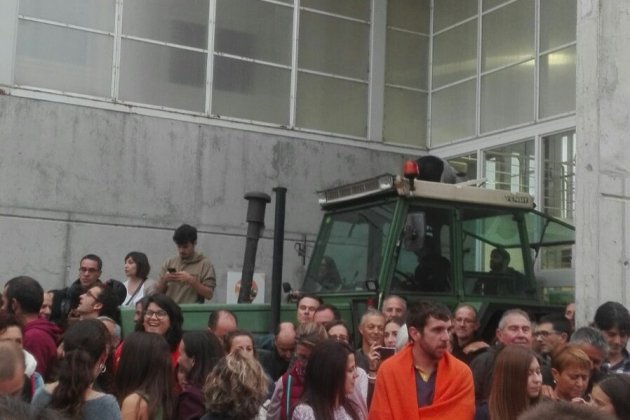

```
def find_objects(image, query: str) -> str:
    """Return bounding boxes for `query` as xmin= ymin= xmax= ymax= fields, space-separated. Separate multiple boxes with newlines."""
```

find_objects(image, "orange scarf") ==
xmin=368 ymin=344 xmax=474 ymax=420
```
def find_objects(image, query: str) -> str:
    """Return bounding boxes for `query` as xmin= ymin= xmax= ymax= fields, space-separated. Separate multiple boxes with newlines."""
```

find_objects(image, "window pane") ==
xmin=122 ymin=0 xmax=208 ymax=49
xmin=383 ymin=87 xmax=427 ymax=146
xmin=385 ymin=30 xmax=428 ymax=89
xmin=388 ymin=0 xmax=430 ymax=33
xmin=119 ymin=39 xmax=206 ymax=112
xmin=543 ymin=131 xmax=575 ymax=222
xmin=215 ymin=0 xmax=293 ymax=65
xmin=540 ymin=0 xmax=576 ymax=52
xmin=212 ymin=57 xmax=290 ymax=125
xmin=482 ymin=0 xmax=534 ymax=71
xmin=19 ymin=0 xmax=115 ymax=32
xmin=447 ymin=154 xmax=477 ymax=180
xmin=299 ymin=11 xmax=369 ymax=80
xmin=433 ymin=0 xmax=477 ymax=32
xmin=430 ymin=80 xmax=476 ymax=145
xmin=15 ymin=21 xmax=113 ymax=97
xmin=539 ymin=46 xmax=576 ymax=118
xmin=296 ymin=73 xmax=367 ymax=137
xmin=484 ymin=140 xmax=535 ymax=194
xmin=301 ymin=0 xmax=370 ymax=21
xmin=481 ymin=61 xmax=534 ymax=133
xmin=432 ymin=20 xmax=477 ymax=88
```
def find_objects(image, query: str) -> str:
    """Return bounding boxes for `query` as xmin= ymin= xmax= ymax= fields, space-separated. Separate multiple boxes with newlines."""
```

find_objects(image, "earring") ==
xmin=100 ymin=364 xmax=107 ymax=374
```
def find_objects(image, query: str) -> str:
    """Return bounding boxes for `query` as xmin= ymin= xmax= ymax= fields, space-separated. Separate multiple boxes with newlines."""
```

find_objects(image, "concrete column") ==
xmin=576 ymin=0 xmax=630 ymax=325
xmin=0 ymin=0 xmax=18 ymax=86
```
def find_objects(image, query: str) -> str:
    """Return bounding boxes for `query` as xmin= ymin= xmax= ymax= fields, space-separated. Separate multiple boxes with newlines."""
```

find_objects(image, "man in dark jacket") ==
xmin=3 ymin=276 xmax=61 ymax=381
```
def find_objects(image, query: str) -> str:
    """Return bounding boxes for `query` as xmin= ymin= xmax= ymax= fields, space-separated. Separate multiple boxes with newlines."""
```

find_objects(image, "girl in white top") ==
xmin=122 ymin=252 xmax=156 ymax=306
xmin=292 ymin=339 xmax=364 ymax=420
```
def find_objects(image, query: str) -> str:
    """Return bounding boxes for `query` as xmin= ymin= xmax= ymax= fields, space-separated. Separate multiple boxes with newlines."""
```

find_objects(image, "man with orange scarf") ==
xmin=369 ymin=301 xmax=474 ymax=420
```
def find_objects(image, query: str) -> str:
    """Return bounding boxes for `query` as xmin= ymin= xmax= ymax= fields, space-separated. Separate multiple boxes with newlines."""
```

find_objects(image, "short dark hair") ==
xmin=124 ymin=252 xmax=151 ymax=280
xmin=594 ymin=301 xmax=630 ymax=334
xmin=315 ymin=304 xmax=341 ymax=321
xmin=80 ymin=254 xmax=103 ymax=271
xmin=407 ymin=301 xmax=451 ymax=332
xmin=4 ymin=276 xmax=44 ymax=315
xmin=539 ymin=313 xmax=572 ymax=338
xmin=173 ymin=224 xmax=197 ymax=245
xmin=94 ymin=285 xmax=122 ymax=325
xmin=296 ymin=294 xmax=323 ymax=308
xmin=208 ymin=309 xmax=238 ymax=329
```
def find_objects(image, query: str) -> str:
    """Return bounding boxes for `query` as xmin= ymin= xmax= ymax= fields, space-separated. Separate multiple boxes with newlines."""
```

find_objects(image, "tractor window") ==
xmin=302 ymin=202 xmax=395 ymax=293
xmin=391 ymin=206 xmax=453 ymax=294
xmin=461 ymin=208 xmax=534 ymax=297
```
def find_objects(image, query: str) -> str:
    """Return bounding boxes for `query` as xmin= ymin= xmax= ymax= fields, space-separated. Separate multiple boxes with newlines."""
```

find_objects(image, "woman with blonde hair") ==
xmin=550 ymin=344 xmax=592 ymax=402
xmin=202 ymin=350 xmax=268 ymax=420
xmin=480 ymin=345 xmax=542 ymax=420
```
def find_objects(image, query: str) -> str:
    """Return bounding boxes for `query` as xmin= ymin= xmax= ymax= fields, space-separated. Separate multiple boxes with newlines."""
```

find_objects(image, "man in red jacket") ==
xmin=3 ymin=276 xmax=61 ymax=382
xmin=369 ymin=301 xmax=474 ymax=420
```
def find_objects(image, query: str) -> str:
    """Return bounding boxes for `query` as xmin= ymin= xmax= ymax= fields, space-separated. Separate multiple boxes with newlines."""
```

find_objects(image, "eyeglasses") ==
xmin=84 ymin=290 xmax=99 ymax=302
xmin=144 ymin=310 xmax=168 ymax=319
xmin=79 ymin=267 xmax=99 ymax=274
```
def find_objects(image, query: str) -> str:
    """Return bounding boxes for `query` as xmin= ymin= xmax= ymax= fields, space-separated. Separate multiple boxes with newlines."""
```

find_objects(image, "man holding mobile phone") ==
xmin=155 ymin=224 xmax=216 ymax=304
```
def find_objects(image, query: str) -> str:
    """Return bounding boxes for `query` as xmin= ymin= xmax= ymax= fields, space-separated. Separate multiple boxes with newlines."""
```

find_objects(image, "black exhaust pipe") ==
xmin=238 ymin=192 xmax=271 ymax=303
xmin=270 ymin=187 xmax=287 ymax=332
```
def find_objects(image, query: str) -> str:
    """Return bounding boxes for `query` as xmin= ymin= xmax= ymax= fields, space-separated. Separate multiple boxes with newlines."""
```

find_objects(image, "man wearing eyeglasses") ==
xmin=534 ymin=314 xmax=570 ymax=385
xmin=450 ymin=304 xmax=488 ymax=365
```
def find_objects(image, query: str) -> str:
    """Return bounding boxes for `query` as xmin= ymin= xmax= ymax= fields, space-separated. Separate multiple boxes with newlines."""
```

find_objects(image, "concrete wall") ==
xmin=576 ymin=0 xmax=630 ymax=324
xmin=0 ymin=95 xmax=408 ymax=301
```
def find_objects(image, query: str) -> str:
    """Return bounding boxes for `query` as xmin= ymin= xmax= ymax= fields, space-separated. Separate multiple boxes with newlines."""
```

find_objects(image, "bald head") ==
xmin=275 ymin=322 xmax=297 ymax=361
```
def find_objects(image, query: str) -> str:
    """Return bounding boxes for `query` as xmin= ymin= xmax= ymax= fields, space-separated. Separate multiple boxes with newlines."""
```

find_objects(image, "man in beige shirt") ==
xmin=155 ymin=224 xmax=216 ymax=304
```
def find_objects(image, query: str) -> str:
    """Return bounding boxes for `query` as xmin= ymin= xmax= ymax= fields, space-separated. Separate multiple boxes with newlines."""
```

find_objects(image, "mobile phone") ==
xmin=167 ymin=267 xmax=177 ymax=273
xmin=377 ymin=347 xmax=396 ymax=360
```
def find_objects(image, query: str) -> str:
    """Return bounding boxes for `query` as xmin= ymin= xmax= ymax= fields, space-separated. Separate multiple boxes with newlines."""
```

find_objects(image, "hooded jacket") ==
xmin=160 ymin=252 xmax=216 ymax=304
xmin=23 ymin=318 xmax=62 ymax=381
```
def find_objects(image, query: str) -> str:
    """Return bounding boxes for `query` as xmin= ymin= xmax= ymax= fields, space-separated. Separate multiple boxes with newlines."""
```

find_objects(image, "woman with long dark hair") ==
xmin=122 ymin=252 xmax=156 ymax=306
xmin=174 ymin=331 xmax=225 ymax=420
xmin=31 ymin=319 xmax=120 ymax=420
xmin=136 ymin=294 xmax=183 ymax=366
xmin=292 ymin=339 xmax=363 ymax=420
xmin=115 ymin=331 xmax=173 ymax=420
xmin=591 ymin=374 xmax=630 ymax=419
xmin=482 ymin=345 xmax=542 ymax=420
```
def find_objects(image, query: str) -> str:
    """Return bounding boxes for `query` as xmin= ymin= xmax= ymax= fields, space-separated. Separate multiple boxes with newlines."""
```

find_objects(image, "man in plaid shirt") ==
xmin=594 ymin=301 xmax=630 ymax=374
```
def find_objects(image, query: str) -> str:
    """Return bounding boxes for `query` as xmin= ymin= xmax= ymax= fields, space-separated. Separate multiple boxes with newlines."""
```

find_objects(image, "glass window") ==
xmin=480 ymin=61 xmax=535 ymax=133
xmin=432 ymin=20 xmax=477 ymax=88
xmin=543 ymin=131 xmax=575 ymax=222
xmin=215 ymin=0 xmax=293 ymax=65
xmin=301 ymin=202 xmax=395 ymax=293
xmin=484 ymin=140 xmax=535 ymax=195
xmin=540 ymin=0 xmax=577 ymax=52
xmin=392 ymin=207 xmax=453 ymax=294
xmin=483 ymin=0 xmax=510 ymax=11
xmin=433 ymin=0 xmax=477 ymax=32
xmin=539 ymin=46 xmax=576 ymax=118
xmin=385 ymin=30 xmax=428 ymax=90
xmin=461 ymin=207 xmax=532 ymax=297
xmin=15 ymin=21 xmax=113 ymax=97
xmin=301 ymin=0 xmax=370 ymax=21
xmin=296 ymin=73 xmax=367 ymax=137
xmin=118 ymin=39 xmax=206 ymax=112
xmin=383 ymin=88 xmax=427 ymax=146
xmin=448 ymin=154 xmax=478 ymax=181
xmin=122 ymin=0 xmax=209 ymax=49
xmin=430 ymin=80 xmax=476 ymax=145
xmin=212 ymin=57 xmax=290 ymax=125
xmin=387 ymin=0 xmax=430 ymax=34
xmin=299 ymin=11 xmax=369 ymax=80
xmin=19 ymin=0 xmax=115 ymax=32
xmin=482 ymin=0 xmax=534 ymax=71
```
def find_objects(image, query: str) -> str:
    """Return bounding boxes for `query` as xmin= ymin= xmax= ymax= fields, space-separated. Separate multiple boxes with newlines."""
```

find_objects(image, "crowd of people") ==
xmin=0 ymin=223 xmax=628 ymax=419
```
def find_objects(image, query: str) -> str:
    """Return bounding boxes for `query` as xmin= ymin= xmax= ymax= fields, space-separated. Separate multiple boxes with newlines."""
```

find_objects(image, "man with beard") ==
xmin=593 ymin=301 xmax=630 ymax=373
xmin=369 ymin=301 xmax=474 ymax=420
xmin=470 ymin=308 xmax=532 ymax=403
